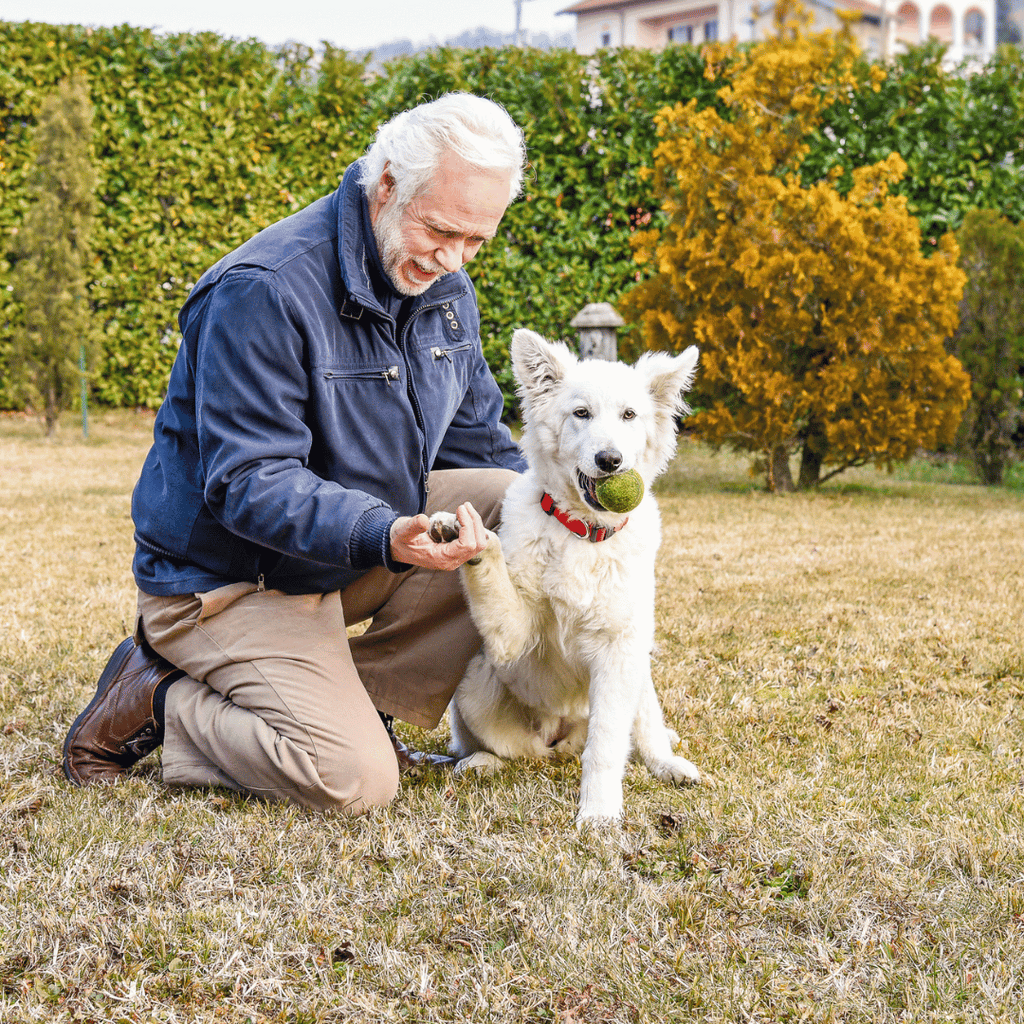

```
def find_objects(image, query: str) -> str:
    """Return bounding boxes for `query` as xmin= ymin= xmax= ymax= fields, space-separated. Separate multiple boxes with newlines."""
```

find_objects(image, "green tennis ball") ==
xmin=594 ymin=469 xmax=644 ymax=513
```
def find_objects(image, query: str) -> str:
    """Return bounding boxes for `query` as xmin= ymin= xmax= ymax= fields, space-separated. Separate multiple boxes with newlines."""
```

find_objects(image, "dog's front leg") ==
xmin=633 ymin=671 xmax=700 ymax=786
xmin=430 ymin=511 xmax=541 ymax=666
xmin=576 ymin=646 xmax=645 ymax=825
xmin=459 ymin=534 xmax=541 ymax=667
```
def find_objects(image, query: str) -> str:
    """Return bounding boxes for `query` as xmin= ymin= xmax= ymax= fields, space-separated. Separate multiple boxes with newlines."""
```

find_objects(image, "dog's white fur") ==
xmin=433 ymin=328 xmax=701 ymax=824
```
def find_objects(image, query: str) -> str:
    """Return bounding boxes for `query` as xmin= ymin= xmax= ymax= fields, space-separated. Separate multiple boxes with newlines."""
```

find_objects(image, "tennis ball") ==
xmin=594 ymin=469 xmax=644 ymax=513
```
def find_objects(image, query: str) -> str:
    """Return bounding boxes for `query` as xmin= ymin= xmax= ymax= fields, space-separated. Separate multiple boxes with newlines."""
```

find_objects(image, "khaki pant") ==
xmin=136 ymin=468 xmax=517 ymax=813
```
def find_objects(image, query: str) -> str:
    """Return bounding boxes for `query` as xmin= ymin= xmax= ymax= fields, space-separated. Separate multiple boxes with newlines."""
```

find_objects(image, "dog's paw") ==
xmin=453 ymin=751 xmax=504 ymax=777
xmin=428 ymin=511 xmax=460 ymax=544
xmin=576 ymin=803 xmax=624 ymax=828
xmin=648 ymin=755 xmax=701 ymax=787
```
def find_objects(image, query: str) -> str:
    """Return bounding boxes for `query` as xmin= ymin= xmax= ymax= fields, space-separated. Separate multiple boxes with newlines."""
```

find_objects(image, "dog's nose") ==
xmin=595 ymin=449 xmax=622 ymax=474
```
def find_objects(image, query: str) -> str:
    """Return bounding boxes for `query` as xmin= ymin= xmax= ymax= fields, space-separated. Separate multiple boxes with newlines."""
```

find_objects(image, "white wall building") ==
xmin=891 ymin=0 xmax=996 ymax=60
xmin=559 ymin=0 xmax=997 ymax=63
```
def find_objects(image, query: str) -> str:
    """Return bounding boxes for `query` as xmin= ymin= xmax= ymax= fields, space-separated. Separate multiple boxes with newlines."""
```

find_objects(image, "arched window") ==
xmin=928 ymin=4 xmax=954 ymax=43
xmin=964 ymin=7 xmax=986 ymax=47
xmin=895 ymin=2 xmax=921 ymax=45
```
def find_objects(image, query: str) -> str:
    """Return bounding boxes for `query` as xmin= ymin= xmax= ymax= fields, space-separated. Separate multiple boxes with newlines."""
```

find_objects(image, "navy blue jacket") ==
xmin=132 ymin=161 xmax=524 ymax=596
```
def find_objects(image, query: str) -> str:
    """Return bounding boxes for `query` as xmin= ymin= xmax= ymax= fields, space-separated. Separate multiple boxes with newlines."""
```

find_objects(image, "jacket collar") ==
xmin=334 ymin=160 xmax=468 ymax=320
xmin=540 ymin=492 xmax=628 ymax=543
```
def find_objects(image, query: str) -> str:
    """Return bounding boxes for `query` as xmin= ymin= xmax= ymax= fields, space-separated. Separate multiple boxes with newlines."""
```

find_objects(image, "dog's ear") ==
xmin=639 ymin=345 xmax=699 ymax=418
xmin=511 ymin=328 xmax=576 ymax=399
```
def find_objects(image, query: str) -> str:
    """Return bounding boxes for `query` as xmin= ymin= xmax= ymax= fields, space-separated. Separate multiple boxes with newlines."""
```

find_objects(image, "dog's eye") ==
xmin=622 ymin=408 xmax=636 ymax=420
xmin=573 ymin=408 xmax=591 ymax=419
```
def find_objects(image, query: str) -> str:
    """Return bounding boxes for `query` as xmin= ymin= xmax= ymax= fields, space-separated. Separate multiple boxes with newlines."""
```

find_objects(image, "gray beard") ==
xmin=373 ymin=198 xmax=449 ymax=297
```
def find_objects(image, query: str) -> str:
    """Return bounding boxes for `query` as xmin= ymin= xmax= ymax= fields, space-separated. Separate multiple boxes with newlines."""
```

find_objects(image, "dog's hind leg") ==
xmin=448 ymin=691 xmax=484 ymax=757
xmin=453 ymin=750 xmax=505 ymax=777
xmin=449 ymin=692 xmax=508 ymax=776
xmin=449 ymin=697 xmax=506 ymax=776
xmin=632 ymin=672 xmax=700 ymax=787
xmin=451 ymin=654 xmax=559 ymax=761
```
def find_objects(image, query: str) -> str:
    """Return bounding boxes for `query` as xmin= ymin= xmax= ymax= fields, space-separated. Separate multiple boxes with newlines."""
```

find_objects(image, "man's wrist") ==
xmin=350 ymin=507 xmax=409 ymax=573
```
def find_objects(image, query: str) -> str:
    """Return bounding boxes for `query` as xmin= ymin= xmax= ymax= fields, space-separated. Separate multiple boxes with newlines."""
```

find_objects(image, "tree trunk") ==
xmin=797 ymin=419 xmax=828 ymax=489
xmin=977 ymin=449 xmax=1005 ymax=486
xmin=797 ymin=440 xmax=825 ymax=489
xmin=971 ymin=409 xmax=1008 ymax=485
xmin=768 ymin=443 xmax=795 ymax=493
xmin=45 ymin=384 xmax=58 ymax=438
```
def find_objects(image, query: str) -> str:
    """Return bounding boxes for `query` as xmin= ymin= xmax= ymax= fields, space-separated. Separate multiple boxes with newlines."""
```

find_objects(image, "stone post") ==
xmin=570 ymin=302 xmax=624 ymax=361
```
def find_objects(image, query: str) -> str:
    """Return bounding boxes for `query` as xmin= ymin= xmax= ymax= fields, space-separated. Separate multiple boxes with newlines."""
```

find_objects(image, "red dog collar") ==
xmin=540 ymin=492 xmax=628 ymax=543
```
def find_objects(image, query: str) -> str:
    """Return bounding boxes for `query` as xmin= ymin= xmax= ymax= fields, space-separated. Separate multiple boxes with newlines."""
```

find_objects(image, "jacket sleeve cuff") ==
xmin=350 ymin=506 xmax=410 ymax=574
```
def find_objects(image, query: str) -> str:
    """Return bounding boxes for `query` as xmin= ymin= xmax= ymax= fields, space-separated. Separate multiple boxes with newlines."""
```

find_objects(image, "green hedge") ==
xmin=811 ymin=41 xmax=1024 ymax=241
xmin=0 ymin=24 xmax=374 ymax=407
xmin=2 ymin=22 xmax=1023 ymax=411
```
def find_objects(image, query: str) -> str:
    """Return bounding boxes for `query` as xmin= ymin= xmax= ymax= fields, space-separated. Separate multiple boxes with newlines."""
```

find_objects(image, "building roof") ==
xmin=559 ymin=0 xmax=884 ymax=16
xmin=558 ymin=0 xmax=631 ymax=14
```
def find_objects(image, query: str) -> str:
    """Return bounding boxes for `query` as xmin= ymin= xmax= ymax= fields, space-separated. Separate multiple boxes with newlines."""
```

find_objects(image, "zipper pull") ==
xmin=384 ymin=365 xmax=400 ymax=383
xmin=431 ymin=347 xmax=451 ymax=361
xmin=257 ymin=574 xmax=265 ymax=592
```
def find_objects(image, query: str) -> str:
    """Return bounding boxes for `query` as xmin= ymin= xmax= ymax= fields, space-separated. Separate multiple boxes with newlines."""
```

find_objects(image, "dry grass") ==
xmin=2 ymin=411 xmax=1023 ymax=1023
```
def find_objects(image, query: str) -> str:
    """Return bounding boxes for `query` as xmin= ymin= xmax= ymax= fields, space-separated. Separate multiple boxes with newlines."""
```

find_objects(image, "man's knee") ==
xmin=477 ymin=468 xmax=519 ymax=527
xmin=428 ymin=467 xmax=518 ymax=527
xmin=312 ymin=738 xmax=400 ymax=814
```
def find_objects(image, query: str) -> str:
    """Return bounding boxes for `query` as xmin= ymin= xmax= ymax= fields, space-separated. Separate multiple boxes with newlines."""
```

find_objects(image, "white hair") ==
xmin=359 ymin=93 xmax=527 ymax=207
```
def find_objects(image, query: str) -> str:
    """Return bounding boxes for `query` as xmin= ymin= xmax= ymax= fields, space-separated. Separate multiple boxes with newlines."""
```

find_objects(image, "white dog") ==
xmin=431 ymin=328 xmax=701 ymax=824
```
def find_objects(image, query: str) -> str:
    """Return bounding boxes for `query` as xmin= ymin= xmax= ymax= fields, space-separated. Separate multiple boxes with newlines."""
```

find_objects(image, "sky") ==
xmin=0 ymin=1 xmax=575 ymax=50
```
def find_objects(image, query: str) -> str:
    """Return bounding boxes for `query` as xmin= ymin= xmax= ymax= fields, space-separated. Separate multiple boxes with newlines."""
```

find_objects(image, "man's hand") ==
xmin=390 ymin=501 xmax=489 ymax=571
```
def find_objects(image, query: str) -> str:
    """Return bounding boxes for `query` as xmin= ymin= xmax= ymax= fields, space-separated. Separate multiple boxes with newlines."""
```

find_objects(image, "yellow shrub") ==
xmin=620 ymin=1 xmax=970 ymax=490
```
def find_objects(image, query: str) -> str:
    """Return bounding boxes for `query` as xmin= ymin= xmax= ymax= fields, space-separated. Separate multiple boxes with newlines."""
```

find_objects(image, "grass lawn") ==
xmin=1 ymin=410 xmax=1023 ymax=1023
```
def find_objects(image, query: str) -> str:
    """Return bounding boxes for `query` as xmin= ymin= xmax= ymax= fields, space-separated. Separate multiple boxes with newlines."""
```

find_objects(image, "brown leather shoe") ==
xmin=379 ymin=712 xmax=457 ymax=774
xmin=63 ymin=637 xmax=185 ymax=786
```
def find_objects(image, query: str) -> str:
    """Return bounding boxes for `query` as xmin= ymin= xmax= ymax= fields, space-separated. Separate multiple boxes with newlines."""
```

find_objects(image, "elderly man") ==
xmin=63 ymin=93 xmax=528 ymax=812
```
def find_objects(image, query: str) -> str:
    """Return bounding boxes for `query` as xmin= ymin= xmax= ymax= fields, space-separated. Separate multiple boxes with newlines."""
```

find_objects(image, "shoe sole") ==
xmin=62 ymin=636 xmax=139 ymax=785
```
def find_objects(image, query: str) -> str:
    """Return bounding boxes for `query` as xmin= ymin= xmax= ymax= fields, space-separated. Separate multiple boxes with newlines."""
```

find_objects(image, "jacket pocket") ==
xmin=322 ymin=365 xmax=401 ymax=385
xmin=428 ymin=344 xmax=472 ymax=362
xmin=198 ymin=581 xmax=261 ymax=623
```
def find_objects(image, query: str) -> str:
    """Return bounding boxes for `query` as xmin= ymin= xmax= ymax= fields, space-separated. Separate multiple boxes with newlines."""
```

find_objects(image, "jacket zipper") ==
xmin=368 ymin=295 xmax=468 ymax=509
xmin=400 ymin=316 xmax=430 ymax=503
xmin=322 ymin=366 xmax=399 ymax=384
xmin=430 ymin=343 xmax=471 ymax=361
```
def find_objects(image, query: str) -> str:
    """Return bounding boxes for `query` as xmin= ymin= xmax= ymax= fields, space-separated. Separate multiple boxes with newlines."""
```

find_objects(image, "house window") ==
xmin=964 ymin=9 xmax=984 ymax=45
xmin=668 ymin=23 xmax=693 ymax=43
xmin=600 ymin=31 xmax=612 ymax=46
xmin=704 ymin=20 xmax=719 ymax=41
